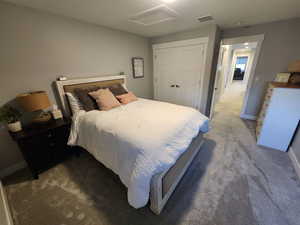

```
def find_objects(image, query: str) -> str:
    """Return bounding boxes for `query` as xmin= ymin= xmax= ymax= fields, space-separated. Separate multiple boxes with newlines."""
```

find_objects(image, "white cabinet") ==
xmin=153 ymin=38 xmax=208 ymax=110
xmin=256 ymin=82 xmax=300 ymax=151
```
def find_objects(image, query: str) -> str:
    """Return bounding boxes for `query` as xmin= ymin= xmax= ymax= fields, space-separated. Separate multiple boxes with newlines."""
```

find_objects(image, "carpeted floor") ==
xmin=4 ymin=83 xmax=300 ymax=225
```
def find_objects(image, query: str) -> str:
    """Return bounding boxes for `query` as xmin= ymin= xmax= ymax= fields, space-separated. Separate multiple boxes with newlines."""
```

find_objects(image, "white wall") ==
xmin=0 ymin=2 xmax=153 ymax=172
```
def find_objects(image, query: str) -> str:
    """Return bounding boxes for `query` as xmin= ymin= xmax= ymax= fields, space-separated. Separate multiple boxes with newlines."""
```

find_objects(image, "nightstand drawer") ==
xmin=40 ymin=125 xmax=70 ymax=142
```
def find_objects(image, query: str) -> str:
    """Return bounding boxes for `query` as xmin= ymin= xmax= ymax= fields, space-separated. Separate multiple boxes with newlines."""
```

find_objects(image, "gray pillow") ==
xmin=109 ymin=84 xmax=128 ymax=96
xmin=74 ymin=86 xmax=99 ymax=111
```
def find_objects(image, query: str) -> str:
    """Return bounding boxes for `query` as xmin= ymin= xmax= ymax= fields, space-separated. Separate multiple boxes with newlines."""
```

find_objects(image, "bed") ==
xmin=55 ymin=75 xmax=209 ymax=214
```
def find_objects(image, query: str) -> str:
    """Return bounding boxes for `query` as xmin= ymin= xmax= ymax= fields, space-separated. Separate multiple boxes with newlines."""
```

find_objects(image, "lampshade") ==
xmin=17 ymin=91 xmax=51 ymax=112
xmin=288 ymin=60 xmax=300 ymax=72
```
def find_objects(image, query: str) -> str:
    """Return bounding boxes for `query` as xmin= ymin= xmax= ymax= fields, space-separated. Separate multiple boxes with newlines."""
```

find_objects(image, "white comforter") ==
xmin=68 ymin=98 xmax=209 ymax=208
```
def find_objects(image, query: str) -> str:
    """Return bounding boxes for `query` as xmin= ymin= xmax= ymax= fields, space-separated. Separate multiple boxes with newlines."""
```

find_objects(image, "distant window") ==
xmin=233 ymin=56 xmax=248 ymax=80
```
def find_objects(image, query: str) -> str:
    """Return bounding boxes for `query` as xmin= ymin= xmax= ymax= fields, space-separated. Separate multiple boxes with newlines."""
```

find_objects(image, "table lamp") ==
xmin=17 ymin=91 xmax=52 ymax=124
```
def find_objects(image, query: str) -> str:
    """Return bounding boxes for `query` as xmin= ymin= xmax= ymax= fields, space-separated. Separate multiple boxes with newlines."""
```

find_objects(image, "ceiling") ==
xmin=3 ymin=0 xmax=300 ymax=37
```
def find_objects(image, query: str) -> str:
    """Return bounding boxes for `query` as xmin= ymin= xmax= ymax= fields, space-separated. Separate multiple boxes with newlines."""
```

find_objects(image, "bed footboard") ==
xmin=150 ymin=132 xmax=204 ymax=214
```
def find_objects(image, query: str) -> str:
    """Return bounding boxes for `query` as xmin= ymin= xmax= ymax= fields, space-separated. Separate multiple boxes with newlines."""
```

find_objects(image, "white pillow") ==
xmin=66 ymin=92 xmax=84 ymax=115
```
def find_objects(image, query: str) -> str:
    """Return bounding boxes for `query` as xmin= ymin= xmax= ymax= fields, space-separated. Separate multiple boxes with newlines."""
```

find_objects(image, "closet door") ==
xmin=154 ymin=40 xmax=206 ymax=109
xmin=154 ymin=48 xmax=178 ymax=104
xmin=173 ymin=44 xmax=204 ymax=108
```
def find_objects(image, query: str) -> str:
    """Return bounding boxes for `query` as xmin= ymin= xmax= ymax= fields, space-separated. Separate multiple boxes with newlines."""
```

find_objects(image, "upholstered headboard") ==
xmin=55 ymin=75 xmax=127 ymax=117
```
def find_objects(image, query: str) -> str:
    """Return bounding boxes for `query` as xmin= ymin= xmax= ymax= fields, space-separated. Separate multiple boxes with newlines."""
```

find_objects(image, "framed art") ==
xmin=132 ymin=57 xmax=144 ymax=78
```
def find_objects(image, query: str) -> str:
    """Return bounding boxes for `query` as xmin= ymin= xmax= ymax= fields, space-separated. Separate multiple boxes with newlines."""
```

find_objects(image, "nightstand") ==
xmin=9 ymin=118 xmax=74 ymax=179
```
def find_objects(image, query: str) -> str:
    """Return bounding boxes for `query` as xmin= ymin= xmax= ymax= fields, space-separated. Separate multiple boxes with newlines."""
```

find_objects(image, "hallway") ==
xmin=215 ymin=80 xmax=247 ymax=118
xmin=207 ymin=81 xmax=300 ymax=225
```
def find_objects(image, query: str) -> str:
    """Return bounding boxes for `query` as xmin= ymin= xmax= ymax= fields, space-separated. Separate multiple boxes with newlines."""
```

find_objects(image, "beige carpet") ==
xmin=4 ymin=87 xmax=300 ymax=225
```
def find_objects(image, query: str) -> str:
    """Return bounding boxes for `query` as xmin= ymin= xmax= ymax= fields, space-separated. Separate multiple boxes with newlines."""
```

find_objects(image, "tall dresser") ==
xmin=256 ymin=82 xmax=300 ymax=151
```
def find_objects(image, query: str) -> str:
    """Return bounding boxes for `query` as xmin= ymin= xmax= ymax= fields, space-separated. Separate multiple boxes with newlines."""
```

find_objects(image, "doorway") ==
xmin=210 ymin=35 xmax=264 ymax=119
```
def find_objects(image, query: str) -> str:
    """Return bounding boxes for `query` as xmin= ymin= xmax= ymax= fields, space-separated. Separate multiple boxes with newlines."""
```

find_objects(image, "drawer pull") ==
xmin=47 ymin=133 xmax=53 ymax=138
xmin=49 ymin=142 xmax=55 ymax=147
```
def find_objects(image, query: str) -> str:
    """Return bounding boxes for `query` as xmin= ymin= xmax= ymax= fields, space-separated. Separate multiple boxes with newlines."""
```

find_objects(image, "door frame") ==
xmin=209 ymin=34 xmax=264 ymax=119
xmin=209 ymin=44 xmax=226 ymax=118
xmin=152 ymin=37 xmax=209 ymax=110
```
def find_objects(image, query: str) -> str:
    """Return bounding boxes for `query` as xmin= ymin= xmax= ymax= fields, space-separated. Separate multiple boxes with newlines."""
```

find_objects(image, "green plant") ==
xmin=0 ymin=106 xmax=22 ymax=124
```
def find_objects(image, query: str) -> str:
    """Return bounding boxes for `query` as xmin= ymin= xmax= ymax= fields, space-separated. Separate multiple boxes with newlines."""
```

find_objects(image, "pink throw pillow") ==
xmin=116 ymin=92 xmax=138 ymax=104
xmin=88 ymin=88 xmax=121 ymax=111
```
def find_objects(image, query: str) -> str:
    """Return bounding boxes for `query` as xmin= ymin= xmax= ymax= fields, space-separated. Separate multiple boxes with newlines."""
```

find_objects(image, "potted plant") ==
xmin=0 ymin=106 xmax=22 ymax=132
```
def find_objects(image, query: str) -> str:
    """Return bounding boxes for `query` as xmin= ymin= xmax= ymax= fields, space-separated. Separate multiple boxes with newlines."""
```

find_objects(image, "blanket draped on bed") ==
xmin=68 ymin=98 xmax=209 ymax=208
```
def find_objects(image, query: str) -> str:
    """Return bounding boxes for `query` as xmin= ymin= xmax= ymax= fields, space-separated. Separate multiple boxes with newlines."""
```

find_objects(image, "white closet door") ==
xmin=154 ymin=48 xmax=178 ymax=104
xmin=154 ymin=41 xmax=206 ymax=109
xmin=174 ymin=44 xmax=204 ymax=108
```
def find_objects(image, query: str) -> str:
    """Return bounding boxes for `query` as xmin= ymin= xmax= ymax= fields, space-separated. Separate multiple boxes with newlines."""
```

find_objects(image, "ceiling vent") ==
xmin=197 ymin=15 xmax=214 ymax=23
xmin=129 ymin=5 xmax=178 ymax=26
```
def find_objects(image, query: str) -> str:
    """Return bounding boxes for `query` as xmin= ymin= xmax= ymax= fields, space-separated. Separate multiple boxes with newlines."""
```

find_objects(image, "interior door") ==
xmin=154 ymin=42 xmax=206 ymax=109
xmin=174 ymin=44 xmax=204 ymax=108
xmin=210 ymin=47 xmax=226 ymax=118
xmin=154 ymin=48 xmax=178 ymax=104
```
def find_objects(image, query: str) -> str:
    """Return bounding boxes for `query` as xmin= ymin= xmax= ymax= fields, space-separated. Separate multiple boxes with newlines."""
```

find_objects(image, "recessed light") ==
xmin=245 ymin=46 xmax=249 ymax=49
xmin=244 ymin=42 xmax=249 ymax=45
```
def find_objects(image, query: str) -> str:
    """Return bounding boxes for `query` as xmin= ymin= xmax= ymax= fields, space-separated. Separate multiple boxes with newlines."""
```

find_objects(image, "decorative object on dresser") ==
xmin=256 ymin=82 xmax=300 ymax=151
xmin=17 ymin=91 xmax=52 ymax=124
xmin=288 ymin=73 xmax=300 ymax=84
xmin=274 ymin=73 xmax=291 ymax=83
xmin=288 ymin=60 xmax=300 ymax=84
xmin=9 ymin=118 xmax=73 ymax=179
xmin=132 ymin=57 xmax=144 ymax=78
xmin=0 ymin=106 xmax=22 ymax=132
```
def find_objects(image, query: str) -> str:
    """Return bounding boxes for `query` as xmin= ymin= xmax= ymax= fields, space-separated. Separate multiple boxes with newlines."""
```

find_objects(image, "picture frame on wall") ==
xmin=132 ymin=57 xmax=144 ymax=78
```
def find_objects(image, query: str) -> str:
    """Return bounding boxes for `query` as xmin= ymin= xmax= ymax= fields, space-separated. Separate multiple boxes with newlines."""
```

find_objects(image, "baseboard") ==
xmin=0 ymin=181 xmax=14 ymax=225
xmin=240 ymin=113 xmax=257 ymax=120
xmin=0 ymin=161 xmax=27 ymax=179
xmin=288 ymin=147 xmax=300 ymax=179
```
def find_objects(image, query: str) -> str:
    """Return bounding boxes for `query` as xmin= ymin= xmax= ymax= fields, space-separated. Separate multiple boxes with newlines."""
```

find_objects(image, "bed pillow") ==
xmin=88 ymin=88 xmax=121 ymax=111
xmin=74 ymin=86 xmax=99 ymax=111
xmin=109 ymin=84 xmax=128 ymax=96
xmin=116 ymin=92 xmax=138 ymax=104
xmin=66 ymin=92 xmax=84 ymax=115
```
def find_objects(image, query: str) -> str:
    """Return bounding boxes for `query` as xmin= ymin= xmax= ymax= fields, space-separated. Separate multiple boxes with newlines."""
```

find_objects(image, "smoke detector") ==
xmin=129 ymin=5 xmax=178 ymax=26
xmin=197 ymin=15 xmax=214 ymax=23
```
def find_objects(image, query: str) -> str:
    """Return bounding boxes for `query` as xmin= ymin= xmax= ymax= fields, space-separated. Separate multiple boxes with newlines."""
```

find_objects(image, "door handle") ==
xmin=175 ymin=85 xmax=180 ymax=88
xmin=170 ymin=85 xmax=175 ymax=87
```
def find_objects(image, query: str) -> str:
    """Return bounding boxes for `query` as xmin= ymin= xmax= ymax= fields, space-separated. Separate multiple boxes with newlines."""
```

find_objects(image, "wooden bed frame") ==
xmin=55 ymin=75 xmax=205 ymax=214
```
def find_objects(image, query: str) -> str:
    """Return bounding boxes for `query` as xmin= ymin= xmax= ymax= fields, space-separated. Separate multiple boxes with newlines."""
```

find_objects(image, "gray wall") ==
xmin=222 ymin=18 xmax=300 ymax=116
xmin=151 ymin=24 xmax=221 ymax=115
xmin=0 ymin=2 xmax=153 ymax=171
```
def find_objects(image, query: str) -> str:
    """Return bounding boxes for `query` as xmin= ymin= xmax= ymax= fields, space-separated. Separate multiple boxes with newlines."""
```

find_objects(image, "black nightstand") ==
xmin=10 ymin=118 xmax=74 ymax=179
